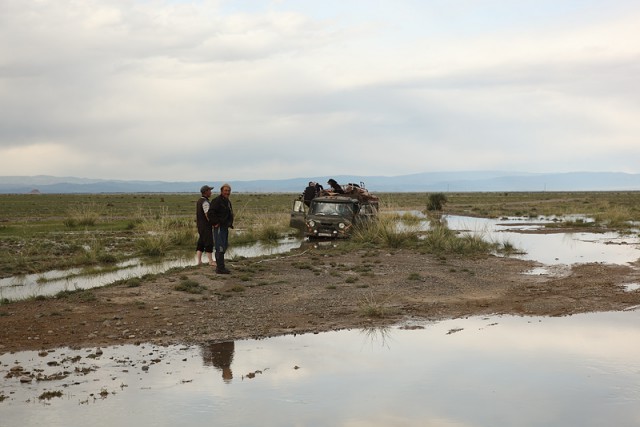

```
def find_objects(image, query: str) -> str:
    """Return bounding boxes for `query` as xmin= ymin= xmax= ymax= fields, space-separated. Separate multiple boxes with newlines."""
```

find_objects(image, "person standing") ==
xmin=209 ymin=183 xmax=234 ymax=274
xmin=196 ymin=185 xmax=215 ymax=266
xmin=302 ymin=181 xmax=316 ymax=207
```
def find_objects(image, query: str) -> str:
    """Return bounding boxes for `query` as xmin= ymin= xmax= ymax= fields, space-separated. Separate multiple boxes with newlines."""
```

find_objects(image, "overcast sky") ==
xmin=1 ymin=0 xmax=639 ymax=182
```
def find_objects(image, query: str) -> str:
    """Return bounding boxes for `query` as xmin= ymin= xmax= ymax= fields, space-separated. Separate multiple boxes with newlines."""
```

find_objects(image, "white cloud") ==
xmin=1 ymin=0 xmax=639 ymax=180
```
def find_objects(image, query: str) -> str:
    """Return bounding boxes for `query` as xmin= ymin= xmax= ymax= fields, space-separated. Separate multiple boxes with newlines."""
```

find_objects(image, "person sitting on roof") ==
xmin=327 ymin=178 xmax=345 ymax=194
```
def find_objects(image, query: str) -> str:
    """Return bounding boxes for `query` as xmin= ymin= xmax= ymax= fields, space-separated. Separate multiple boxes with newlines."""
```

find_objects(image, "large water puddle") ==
xmin=0 ymin=237 xmax=302 ymax=301
xmin=2 ymin=215 xmax=639 ymax=301
xmin=2 ymin=310 xmax=640 ymax=426
xmin=443 ymin=215 xmax=640 ymax=266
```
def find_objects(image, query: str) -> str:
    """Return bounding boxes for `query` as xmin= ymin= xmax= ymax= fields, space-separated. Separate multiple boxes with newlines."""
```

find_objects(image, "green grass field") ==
xmin=1 ymin=191 xmax=639 ymax=278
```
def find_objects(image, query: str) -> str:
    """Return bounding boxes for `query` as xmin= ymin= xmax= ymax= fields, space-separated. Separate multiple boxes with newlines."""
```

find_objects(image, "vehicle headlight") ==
xmin=338 ymin=222 xmax=346 ymax=229
xmin=307 ymin=220 xmax=315 ymax=227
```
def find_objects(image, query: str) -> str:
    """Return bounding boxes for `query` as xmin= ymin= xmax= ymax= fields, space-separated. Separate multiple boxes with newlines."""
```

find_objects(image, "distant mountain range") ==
xmin=1 ymin=172 xmax=639 ymax=194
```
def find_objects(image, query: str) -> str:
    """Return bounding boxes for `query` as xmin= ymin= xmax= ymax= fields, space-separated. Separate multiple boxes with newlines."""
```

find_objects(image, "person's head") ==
xmin=328 ymin=179 xmax=338 ymax=187
xmin=220 ymin=183 xmax=231 ymax=198
xmin=200 ymin=185 xmax=213 ymax=197
xmin=308 ymin=181 xmax=314 ymax=186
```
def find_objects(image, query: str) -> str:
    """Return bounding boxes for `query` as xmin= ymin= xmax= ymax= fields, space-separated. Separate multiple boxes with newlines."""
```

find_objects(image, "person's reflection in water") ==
xmin=201 ymin=341 xmax=235 ymax=383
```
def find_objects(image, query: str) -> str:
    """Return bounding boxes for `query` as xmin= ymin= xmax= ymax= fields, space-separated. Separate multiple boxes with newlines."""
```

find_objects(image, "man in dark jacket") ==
xmin=209 ymin=183 xmax=234 ymax=274
xmin=303 ymin=181 xmax=316 ymax=207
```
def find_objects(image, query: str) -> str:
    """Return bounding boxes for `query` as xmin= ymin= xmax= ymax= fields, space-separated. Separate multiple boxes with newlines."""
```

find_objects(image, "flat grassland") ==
xmin=1 ymin=191 xmax=640 ymax=353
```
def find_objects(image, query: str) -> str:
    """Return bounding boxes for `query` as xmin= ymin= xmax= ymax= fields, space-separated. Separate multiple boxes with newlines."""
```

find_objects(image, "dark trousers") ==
xmin=196 ymin=226 xmax=214 ymax=252
xmin=214 ymin=226 xmax=229 ymax=253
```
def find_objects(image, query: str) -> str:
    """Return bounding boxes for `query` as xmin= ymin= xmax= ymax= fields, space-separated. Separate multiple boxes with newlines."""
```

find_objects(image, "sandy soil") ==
xmin=2 ymin=245 xmax=640 ymax=354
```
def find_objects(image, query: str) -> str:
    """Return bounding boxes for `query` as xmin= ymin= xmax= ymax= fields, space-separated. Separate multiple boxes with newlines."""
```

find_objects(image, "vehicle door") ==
xmin=289 ymin=199 xmax=307 ymax=231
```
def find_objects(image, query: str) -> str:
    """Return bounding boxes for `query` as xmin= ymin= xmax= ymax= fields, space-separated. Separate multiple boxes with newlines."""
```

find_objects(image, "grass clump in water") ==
xmin=256 ymin=225 xmax=281 ymax=243
xmin=594 ymin=206 xmax=635 ymax=229
xmin=39 ymin=390 xmax=64 ymax=400
xmin=352 ymin=215 xmax=418 ymax=248
xmin=137 ymin=233 xmax=171 ymax=256
xmin=421 ymin=219 xmax=495 ymax=256
xmin=358 ymin=292 xmax=390 ymax=318
xmin=496 ymin=239 xmax=524 ymax=256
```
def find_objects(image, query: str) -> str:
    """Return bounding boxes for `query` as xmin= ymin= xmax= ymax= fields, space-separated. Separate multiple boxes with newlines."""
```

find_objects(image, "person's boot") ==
xmin=216 ymin=251 xmax=231 ymax=274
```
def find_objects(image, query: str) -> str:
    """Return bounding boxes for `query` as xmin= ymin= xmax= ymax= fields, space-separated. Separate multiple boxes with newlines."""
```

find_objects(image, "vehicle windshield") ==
xmin=310 ymin=202 xmax=353 ymax=216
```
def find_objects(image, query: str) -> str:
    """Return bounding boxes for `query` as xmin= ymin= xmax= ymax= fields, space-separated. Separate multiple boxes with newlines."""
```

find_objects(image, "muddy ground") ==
xmin=2 ymin=246 xmax=640 ymax=355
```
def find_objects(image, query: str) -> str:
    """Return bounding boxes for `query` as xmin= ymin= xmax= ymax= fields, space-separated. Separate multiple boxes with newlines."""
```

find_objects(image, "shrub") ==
xmin=137 ymin=233 xmax=171 ymax=256
xmin=257 ymin=225 xmax=281 ymax=243
xmin=399 ymin=212 xmax=423 ymax=225
xmin=66 ymin=204 xmax=100 ymax=227
xmin=497 ymin=240 xmax=523 ymax=256
xmin=175 ymin=279 xmax=206 ymax=294
xmin=594 ymin=206 xmax=634 ymax=229
xmin=421 ymin=219 xmax=496 ymax=255
xmin=97 ymin=253 xmax=118 ymax=264
xmin=54 ymin=289 xmax=96 ymax=301
xmin=126 ymin=278 xmax=142 ymax=288
xmin=359 ymin=293 xmax=389 ymax=318
xmin=76 ymin=238 xmax=115 ymax=265
xmin=352 ymin=215 xmax=417 ymax=248
xmin=427 ymin=193 xmax=448 ymax=211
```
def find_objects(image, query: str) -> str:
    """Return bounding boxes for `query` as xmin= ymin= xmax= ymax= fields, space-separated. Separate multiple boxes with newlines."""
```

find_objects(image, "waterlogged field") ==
xmin=0 ymin=193 xmax=296 ymax=279
xmin=3 ymin=192 xmax=640 ymax=427
xmin=1 ymin=191 xmax=640 ymax=280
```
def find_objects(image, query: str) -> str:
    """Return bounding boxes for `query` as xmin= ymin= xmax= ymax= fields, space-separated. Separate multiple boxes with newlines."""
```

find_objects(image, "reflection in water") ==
xmin=3 ymin=311 xmax=640 ymax=426
xmin=201 ymin=341 xmax=235 ymax=383
xmin=359 ymin=326 xmax=394 ymax=349
xmin=0 ymin=311 xmax=640 ymax=427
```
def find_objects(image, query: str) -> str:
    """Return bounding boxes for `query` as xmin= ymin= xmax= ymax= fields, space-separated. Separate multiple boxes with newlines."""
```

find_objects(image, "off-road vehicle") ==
xmin=290 ymin=183 xmax=378 ymax=239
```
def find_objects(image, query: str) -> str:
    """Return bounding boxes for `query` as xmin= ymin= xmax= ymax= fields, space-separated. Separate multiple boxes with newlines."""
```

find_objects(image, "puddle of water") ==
xmin=0 ymin=237 xmax=302 ymax=301
xmin=0 ymin=258 xmax=194 ymax=301
xmin=522 ymin=265 xmax=572 ymax=278
xmin=2 ymin=311 xmax=640 ymax=426
xmin=397 ymin=213 xmax=640 ymax=266
xmin=443 ymin=215 xmax=640 ymax=266
xmin=622 ymin=283 xmax=640 ymax=292
xmin=227 ymin=237 xmax=301 ymax=259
